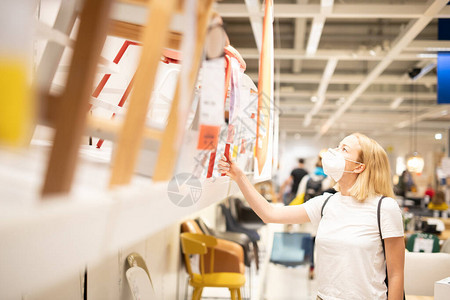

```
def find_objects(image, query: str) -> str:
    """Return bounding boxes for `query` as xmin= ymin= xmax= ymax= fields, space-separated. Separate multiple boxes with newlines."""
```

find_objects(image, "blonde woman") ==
xmin=218 ymin=133 xmax=405 ymax=300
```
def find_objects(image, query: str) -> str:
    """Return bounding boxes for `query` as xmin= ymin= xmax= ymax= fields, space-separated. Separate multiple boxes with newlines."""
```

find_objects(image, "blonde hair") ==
xmin=336 ymin=133 xmax=395 ymax=202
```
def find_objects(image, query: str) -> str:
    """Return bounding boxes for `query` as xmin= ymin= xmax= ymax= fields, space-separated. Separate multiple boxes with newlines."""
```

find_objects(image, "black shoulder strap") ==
xmin=377 ymin=196 xmax=386 ymax=247
xmin=377 ymin=195 xmax=406 ymax=300
xmin=320 ymin=194 xmax=333 ymax=218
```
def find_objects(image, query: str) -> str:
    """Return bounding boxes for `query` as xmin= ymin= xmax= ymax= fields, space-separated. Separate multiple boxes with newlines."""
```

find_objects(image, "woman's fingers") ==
xmin=218 ymin=162 xmax=230 ymax=171
xmin=218 ymin=157 xmax=231 ymax=175
xmin=220 ymin=155 xmax=235 ymax=164
xmin=218 ymin=155 xmax=236 ymax=178
xmin=218 ymin=160 xmax=228 ymax=166
xmin=219 ymin=156 xmax=230 ymax=167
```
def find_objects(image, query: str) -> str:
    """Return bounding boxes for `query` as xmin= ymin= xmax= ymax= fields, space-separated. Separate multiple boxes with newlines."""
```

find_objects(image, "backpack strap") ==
xmin=377 ymin=196 xmax=386 ymax=247
xmin=320 ymin=194 xmax=333 ymax=218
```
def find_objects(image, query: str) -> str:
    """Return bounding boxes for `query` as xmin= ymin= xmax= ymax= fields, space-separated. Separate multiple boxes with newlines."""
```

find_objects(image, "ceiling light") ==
xmin=435 ymin=133 xmax=443 ymax=140
xmin=310 ymin=96 xmax=318 ymax=103
xmin=417 ymin=53 xmax=437 ymax=59
xmin=369 ymin=49 xmax=376 ymax=56
xmin=336 ymin=97 xmax=345 ymax=105
xmin=390 ymin=97 xmax=404 ymax=110
xmin=406 ymin=154 xmax=424 ymax=174
xmin=441 ymin=110 xmax=448 ymax=116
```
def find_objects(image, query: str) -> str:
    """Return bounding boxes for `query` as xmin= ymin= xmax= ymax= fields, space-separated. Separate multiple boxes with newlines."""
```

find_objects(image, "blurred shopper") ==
xmin=395 ymin=170 xmax=415 ymax=198
xmin=219 ymin=133 xmax=405 ymax=300
xmin=424 ymin=184 xmax=435 ymax=206
xmin=305 ymin=156 xmax=334 ymax=202
xmin=428 ymin=189 xmax=449 ymax=217
xmin=278 ymin=158 xmax=308 ymax=205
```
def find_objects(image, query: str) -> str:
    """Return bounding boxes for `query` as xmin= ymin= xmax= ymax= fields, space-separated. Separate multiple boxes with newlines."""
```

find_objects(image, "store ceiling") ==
xmin=217 ymin=0 xmax=450 ymax=139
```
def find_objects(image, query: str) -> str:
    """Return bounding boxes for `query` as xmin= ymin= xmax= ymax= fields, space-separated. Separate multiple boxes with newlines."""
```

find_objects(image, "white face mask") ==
xmin=321 ymin=148 xmax=363 ymax=182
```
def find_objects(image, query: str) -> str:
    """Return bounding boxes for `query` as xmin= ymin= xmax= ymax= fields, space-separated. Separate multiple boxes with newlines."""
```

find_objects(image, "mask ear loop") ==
xmin=343 ymin=158 xmax=365 ymax=174
xmin=344 ymin=157 xmax=363 ymax=165
xmin=347 ymin=162 xmax=365 ymax=173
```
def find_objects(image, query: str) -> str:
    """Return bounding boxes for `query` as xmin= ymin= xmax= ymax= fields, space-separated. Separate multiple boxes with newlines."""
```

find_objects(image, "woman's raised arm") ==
xmin=218 ymin=156 xmax=311 ymax=224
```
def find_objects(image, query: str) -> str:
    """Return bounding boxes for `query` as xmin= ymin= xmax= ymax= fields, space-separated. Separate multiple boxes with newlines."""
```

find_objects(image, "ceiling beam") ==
xmin=368 ymin=105 xmax=450 ymax=137
xmin=280 ymin=102 xmax=433 ymax=110
xmin=280 ymin=105 xmax=432 ymax=116
xmin=285 ymin=114 xmax=411 ymax=123
xmin=306 ymin=16 xmax=325 ymax=56
xmin=244 ymin=0 xmax=263 ymax=52
xmin=292 ymin=0 xmax=308 ymax=73
xmin=304 ymin=58 xmax=338 ymax=126
xmin=394 ymin=105 xmax=450 ymax=129
xmin=280 ymin=125 xmax=448 ymax=137
xmin=278 ymin=91 xmax=437 ymax=101
xmin=317 ymin=0 xmax=450 ymax=137
xmin=280 ymin=115 xmax=450 ymax=125
xmin=247 ymin=73 xmax=436 ymax=86
xmin=305 ymin=0 xmax=333 ymax=56
xmin=216 ymin=3 xmax=450 ymax=19
xmin=237 ymin=48 xmax=437 ymax=61
xmin=280 ymin=115 xmax=450 ymax=136
xmin=406 ymin=40 xmax=450 ymax=52
xmin=111 ymin=2 xmax=450 ymax=31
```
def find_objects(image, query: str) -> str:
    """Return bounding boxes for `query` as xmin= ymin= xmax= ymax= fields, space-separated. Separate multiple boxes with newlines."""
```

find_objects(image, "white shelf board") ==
xmin=0 ymin=140 xmax=240 ymax=298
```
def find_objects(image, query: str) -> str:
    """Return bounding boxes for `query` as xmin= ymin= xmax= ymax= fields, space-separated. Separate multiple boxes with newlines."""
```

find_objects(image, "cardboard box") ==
xmin=434 ymin=277 xmax=450 ymax=300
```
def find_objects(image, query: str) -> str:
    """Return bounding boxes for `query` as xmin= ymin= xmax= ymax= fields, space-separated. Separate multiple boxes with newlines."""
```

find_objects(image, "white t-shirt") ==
xmin=303 ymin=192 xmax=404 ymax=300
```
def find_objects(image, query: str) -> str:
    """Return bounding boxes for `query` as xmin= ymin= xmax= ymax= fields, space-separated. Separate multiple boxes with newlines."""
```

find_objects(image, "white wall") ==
xmin=86 ymin=223 xmax=182 ymax=300
xmin=24 ymin=202 xmax=219 ymax=300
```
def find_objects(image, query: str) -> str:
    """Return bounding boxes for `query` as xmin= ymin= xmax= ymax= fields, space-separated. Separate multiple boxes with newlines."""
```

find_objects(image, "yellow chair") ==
xmin=289 ymin=193 xmax=305 ymax=206
xmin=180 ymin=233 xmax=245 ymax=300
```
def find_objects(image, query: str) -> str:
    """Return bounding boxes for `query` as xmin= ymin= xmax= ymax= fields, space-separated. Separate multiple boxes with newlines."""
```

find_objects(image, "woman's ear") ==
xmin=354 ymin=163 xmax=365 ymax=174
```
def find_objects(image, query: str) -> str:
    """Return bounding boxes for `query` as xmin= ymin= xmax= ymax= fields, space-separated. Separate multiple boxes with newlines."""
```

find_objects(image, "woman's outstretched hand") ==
xmin=217 ymin=155 xmax=243 ymax=181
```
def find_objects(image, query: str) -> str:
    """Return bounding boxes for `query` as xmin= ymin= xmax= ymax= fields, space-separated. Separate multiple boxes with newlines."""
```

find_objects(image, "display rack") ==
xmin=0 ymin=0 xmax=273 ymax=297
xmin=0 ymin=140 xmax=241 ymax=298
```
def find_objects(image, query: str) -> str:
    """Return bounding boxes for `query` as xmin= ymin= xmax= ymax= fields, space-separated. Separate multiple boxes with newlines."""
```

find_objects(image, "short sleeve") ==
xmin=302 ymin=193 xmax=333 ymax=226
xmin=380 ymin=197 xmax=404 ymax=239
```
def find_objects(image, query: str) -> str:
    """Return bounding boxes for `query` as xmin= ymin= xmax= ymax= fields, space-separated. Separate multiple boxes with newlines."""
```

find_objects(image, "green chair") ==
xmin=406 ymin=233 xmax=440 ymax=253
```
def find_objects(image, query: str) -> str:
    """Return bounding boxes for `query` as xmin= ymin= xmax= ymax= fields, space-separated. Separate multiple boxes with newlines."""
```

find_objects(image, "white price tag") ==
xmin=412 ymin=237 xmax=434 ymax=253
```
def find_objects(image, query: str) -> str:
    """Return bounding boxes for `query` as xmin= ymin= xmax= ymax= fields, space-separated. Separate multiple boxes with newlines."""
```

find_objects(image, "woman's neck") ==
xmin=339 ymin=175 xmax=357 ymax=196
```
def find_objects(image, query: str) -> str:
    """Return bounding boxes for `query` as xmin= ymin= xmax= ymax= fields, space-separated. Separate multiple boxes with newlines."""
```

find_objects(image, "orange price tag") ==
xmin=197 ymin=125 xmax=220 ymax=150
